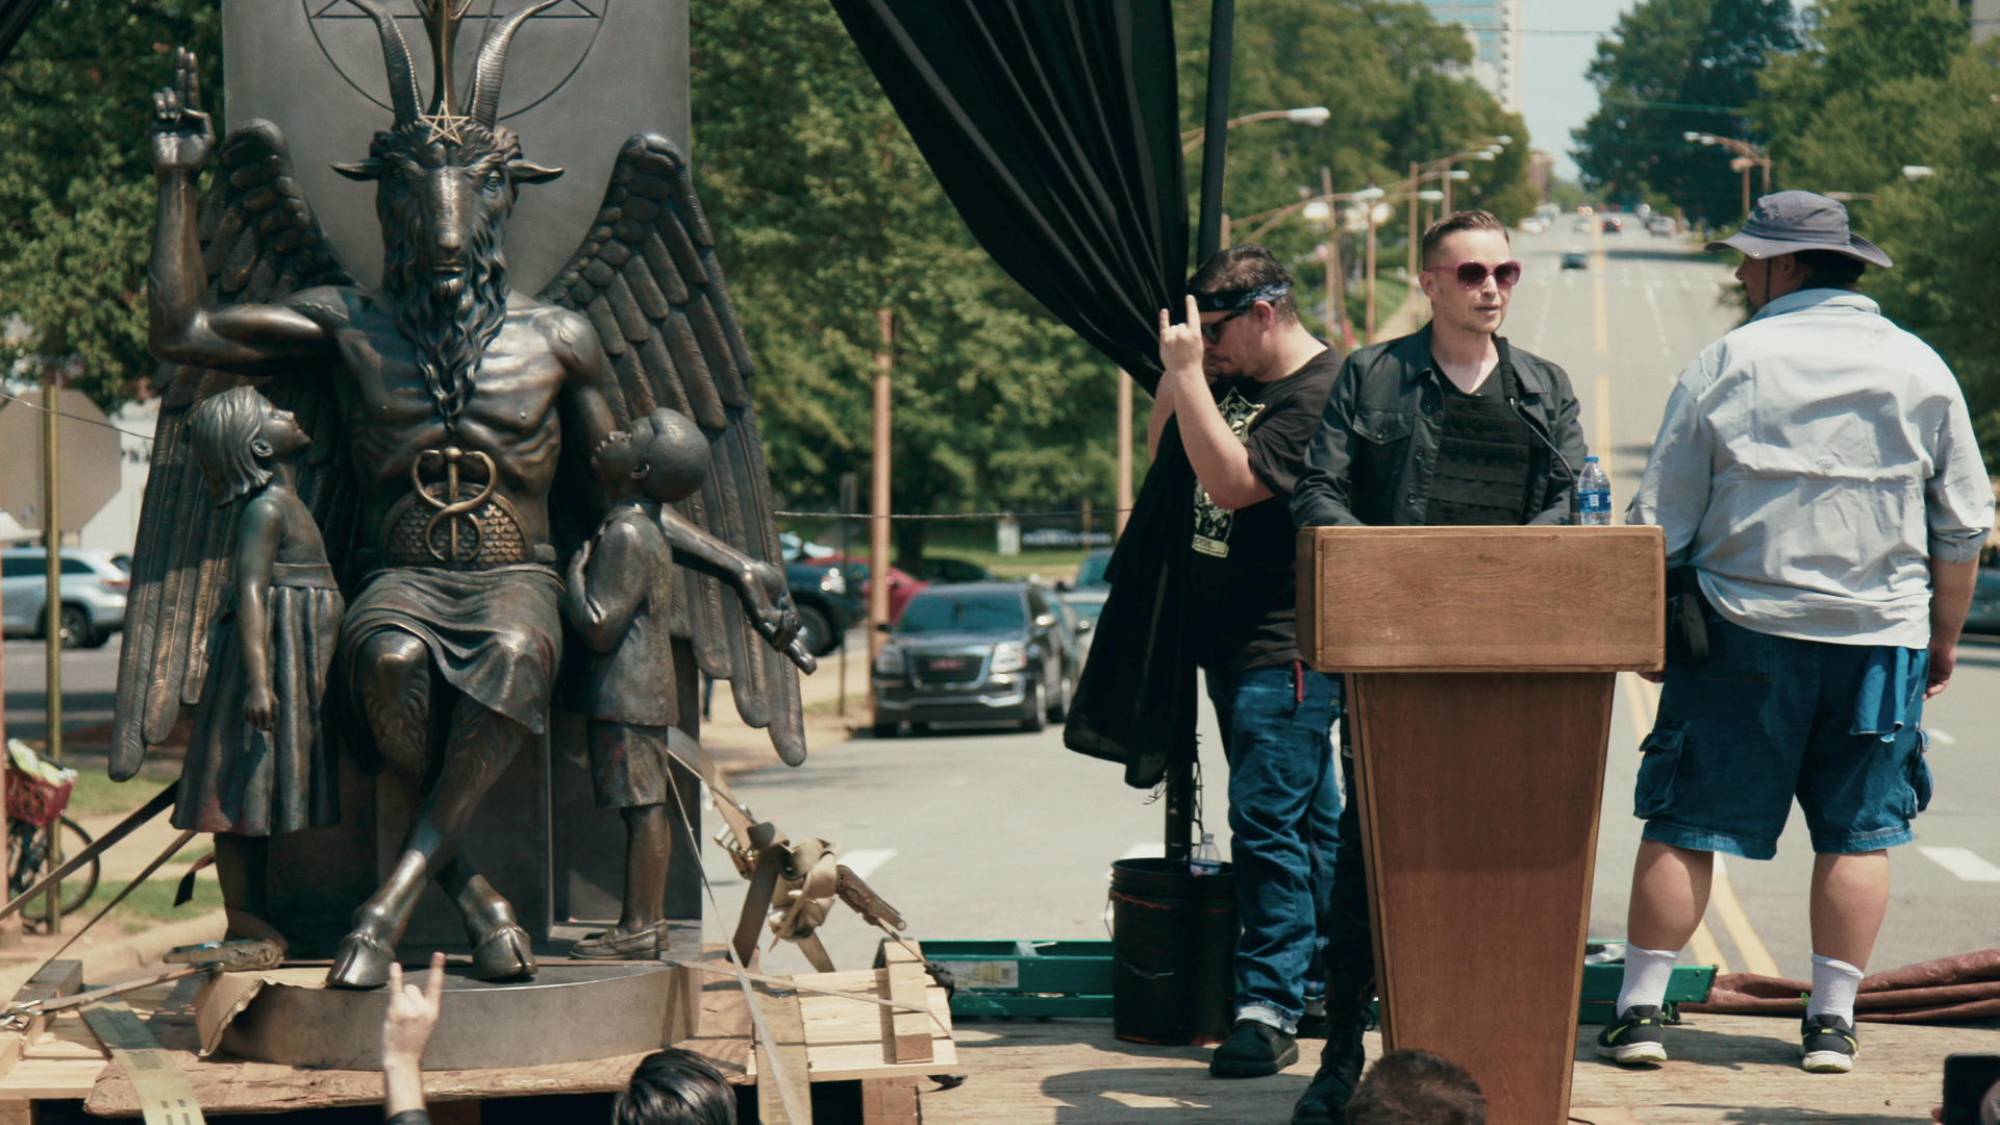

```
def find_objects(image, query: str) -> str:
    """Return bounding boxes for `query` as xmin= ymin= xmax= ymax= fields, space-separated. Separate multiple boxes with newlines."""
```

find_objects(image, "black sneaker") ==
xmin=1800 ymin=1013 xmax=1858 ymax=1074
xmin=1296 ymin=996 xmax=1329 ymax=1038
xmin=1210 ymin=1019 xmax=1298 ymax=1078
xmin=1595 ymin=1004 xmax=1668 ymax=1065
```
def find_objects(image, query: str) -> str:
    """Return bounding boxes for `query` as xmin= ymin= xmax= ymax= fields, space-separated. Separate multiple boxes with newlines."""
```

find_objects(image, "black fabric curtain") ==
xmin=0 ymin=0 xmax=51 ymax=67
xmin=827 ymin=0 xmax=1187 ymax=391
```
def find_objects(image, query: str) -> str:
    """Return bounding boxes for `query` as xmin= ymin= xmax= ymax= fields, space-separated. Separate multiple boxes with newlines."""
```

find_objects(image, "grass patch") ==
xmin=88 ymin=873 xmax=223 ymax=933
xmin=65 ymin=763 xmax=178 ymax=818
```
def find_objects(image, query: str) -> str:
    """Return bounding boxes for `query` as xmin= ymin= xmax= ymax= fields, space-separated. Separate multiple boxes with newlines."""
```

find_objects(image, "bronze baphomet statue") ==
xmin=121 ymin=0 xmax=810 ymax=989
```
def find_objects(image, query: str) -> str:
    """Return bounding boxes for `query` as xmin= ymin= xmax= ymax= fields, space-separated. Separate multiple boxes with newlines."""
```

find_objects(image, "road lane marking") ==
xmin=1623 ymin=673 xmax=1735 ymax=974
xmin=842 ymin=849 xmax=897 ymax=880
xmin=1595 ymin=375 xmax=1613 ymax=468
xmin=1710 ymin=855 xmax=1781 ymax=977
xmin=1918 ymin=846 xmax=2000 ymax=883
xmin=1926 ymin=728 xmax=1956 ymax=747
xmin=1119 ymin=842 xmax=1164 ymax=862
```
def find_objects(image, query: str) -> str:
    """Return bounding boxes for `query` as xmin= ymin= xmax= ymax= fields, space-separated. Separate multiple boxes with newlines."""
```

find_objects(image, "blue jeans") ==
xmin=1206 ymin=661 xmax=1343 ymax=1031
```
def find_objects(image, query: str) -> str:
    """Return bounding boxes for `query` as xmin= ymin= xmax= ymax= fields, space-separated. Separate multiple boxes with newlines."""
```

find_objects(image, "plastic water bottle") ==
xmin=1190 ymin=832 xmax=1223 ymax=876
xmin=1577 ymin=455 xmax=1612 ymax=526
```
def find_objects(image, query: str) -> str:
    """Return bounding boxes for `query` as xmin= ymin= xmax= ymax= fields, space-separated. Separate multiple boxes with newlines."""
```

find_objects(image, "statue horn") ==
xmin=345 ymin=0 xmax=422 ymax=126
xmin=468 ymin=0 xmax=563 ymax=127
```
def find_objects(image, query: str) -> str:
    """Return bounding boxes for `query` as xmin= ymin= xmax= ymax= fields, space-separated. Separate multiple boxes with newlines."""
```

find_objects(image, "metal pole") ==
xmin=1761 ymin=158 xmax=1771 ymax=196
xmin=1320 ymin=168 xmax=1341 ymax=349
xmin=1741 ymin=166 xmax=1751 ymax=220
xmin=1194 ymin=0 xmax=1235 ymax=262
xmin=867 ymin=310 xmax=893 ymax=723
xmin=40 ymin=379 xmax=62 ymax=935
xmin=1365 ymin=205 xmax=1379 ymax=343
xmin=1115 ymin=373 xmax=1133 ymax=539
xmin=836 ymin=472 xmax=857 ymax=719
xmin=1442 ymin=159 xmax=1455 ymax=214
xmin=1408 ymin=162 xmax=1421 ymax=284
xmin=1174 ymin=0 xmax=1235 ymax=868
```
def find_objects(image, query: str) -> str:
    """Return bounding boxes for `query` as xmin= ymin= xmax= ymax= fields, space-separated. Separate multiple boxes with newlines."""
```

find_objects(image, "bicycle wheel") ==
xmin=13 ymin=817 xmax=98 ymax=929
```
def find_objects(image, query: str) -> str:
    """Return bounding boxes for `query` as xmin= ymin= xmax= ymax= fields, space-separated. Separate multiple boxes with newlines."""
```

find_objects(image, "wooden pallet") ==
xmin=0 ymin=945 xmax=953 ymax=1124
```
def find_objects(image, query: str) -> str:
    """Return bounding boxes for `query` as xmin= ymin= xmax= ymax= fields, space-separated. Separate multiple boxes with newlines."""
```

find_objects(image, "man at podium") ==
xmin=1287 ymin=209 xmax=1590 ymax=1125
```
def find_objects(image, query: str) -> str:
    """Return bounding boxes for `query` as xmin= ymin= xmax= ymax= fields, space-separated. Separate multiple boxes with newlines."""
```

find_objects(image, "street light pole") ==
xmin=1365 ymin=202 xmax=1379 ymax=342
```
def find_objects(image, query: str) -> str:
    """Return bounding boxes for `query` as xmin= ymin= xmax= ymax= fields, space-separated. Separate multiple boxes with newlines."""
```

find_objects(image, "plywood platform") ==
xmin=0 ymin=949 xmax=953 ymax=1119
xmin=917 ymin=1014 xmax=1983 ymax=1124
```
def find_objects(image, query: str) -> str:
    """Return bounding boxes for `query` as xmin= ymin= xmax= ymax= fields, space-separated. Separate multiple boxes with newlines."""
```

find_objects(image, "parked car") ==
xmin=1647 ymin=215 xmax=1676 ymax=238
xmin=1 ymin=549 xmax=129 ymax=648
xmin=1057 ymin=587 xmax=1108 ymax=665
xmin=785 ymin=559 xmax=852 ymax=656
xmin=824 ymin=555 xmax=927 ymax=624
xmin=1072 ymin=548 xmax=1113 ymax=589
xmin=918 ymin=556 xmax=998 ymax=585
xmin=1561 ymin=250 xmax=1590 ymax=271
xmin=1601 ymin=216 xmax=1624 ymax=233
xmin=779 ymin=531 xmax=836 ymax=561
xmin=871 ymin=582 xmax=1073 ymax=736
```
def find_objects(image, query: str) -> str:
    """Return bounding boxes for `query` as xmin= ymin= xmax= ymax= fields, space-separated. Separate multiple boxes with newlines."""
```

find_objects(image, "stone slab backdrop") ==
xmin=223 ymin=0 xmax=690 ymax=294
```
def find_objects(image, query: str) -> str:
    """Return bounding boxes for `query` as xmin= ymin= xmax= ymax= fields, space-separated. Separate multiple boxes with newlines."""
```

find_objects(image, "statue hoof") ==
xmin=470 ymin=923 xmax=535 ymax=981
xmin=326 ymin=930 xmax=397 ymax=989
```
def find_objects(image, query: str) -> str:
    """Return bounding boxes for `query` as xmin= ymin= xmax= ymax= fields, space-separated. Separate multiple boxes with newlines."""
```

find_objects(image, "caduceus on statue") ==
xmin=125 ymin=0 xmax=811 ymax=989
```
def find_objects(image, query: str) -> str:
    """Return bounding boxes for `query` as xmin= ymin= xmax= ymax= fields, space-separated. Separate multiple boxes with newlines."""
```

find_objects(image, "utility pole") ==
xmin=1407 ymin=162 xmax=1421 ymax=284
xmin=836 ymin=472 xmax=858 ymax=718
xmin=867 ymin=310 xmax=894 ymax=721
xmin=40 ymin=377 xmax=63 ymax=934
xmin=1114 ymin=371 xmax=1133 ymax=539
xmin=1365 ymin=201 xmax=1380 ymax=343
xmin=1320 ymin=166 xmax=1349 ymax=351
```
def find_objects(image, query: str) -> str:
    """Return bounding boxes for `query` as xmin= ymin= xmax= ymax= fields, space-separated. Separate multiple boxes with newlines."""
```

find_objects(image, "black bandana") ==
xmin=1192 ymin=282 xmax=1291 ymax=313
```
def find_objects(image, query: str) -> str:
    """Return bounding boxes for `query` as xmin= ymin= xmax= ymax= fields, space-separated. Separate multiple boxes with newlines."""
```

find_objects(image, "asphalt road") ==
xmin=708 ymin=224 xmax=2000 ymax=982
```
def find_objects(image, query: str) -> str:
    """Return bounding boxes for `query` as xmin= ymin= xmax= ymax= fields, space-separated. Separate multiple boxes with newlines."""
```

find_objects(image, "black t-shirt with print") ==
xmin=1185 ymin=348 xmax=1341 ymax=674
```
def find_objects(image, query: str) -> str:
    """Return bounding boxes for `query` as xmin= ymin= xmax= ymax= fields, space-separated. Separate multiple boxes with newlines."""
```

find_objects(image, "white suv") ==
xmin=1 ymin=549 xmax=130 ymax=648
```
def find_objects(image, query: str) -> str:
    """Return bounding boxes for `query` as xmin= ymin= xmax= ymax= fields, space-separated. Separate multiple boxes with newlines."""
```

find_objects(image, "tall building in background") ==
xmin=1974 ymin=0 xmax=1999 ymax=44
xmin=1420 ymin=0 xmax=1524 ymax=113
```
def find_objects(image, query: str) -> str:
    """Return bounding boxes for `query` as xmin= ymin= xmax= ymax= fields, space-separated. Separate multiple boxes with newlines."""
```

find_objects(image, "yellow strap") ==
xmin=80 ymin=1001 xmax=205 ymax=1125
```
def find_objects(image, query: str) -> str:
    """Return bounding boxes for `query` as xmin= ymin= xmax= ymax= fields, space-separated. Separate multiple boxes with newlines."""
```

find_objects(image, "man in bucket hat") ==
xmin=1601 ymin=191 xmax=1993 ymax=1074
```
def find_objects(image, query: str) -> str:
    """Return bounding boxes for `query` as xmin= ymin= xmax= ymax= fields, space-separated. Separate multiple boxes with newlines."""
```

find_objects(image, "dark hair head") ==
xmin=1188 ymin=245 xmax=1299 ymax=324
xmin=1790 ymin=248 xmax=1867 ymax=290
xmin=1421 ymin=210 xmax=1509 ymax=269
xmin=187 ymin=385 xmax=276 ymax=505
xmin=614 ymin=1048 xmax=737 ymax=1125
xmin=1345 ymin=1049 xmax=1486 ymax=1125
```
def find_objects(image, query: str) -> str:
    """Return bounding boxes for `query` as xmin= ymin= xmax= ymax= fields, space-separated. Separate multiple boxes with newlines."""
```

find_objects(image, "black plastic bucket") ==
xmin=1109 ymin=857 xmax=1236 ymax=1045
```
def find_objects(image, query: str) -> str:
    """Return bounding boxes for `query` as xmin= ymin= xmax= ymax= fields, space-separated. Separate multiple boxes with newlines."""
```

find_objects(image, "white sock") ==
xmin=1807 ymin=954 xmax=1863 ymax=1023
xmin=1616 ymin=945 xmax=1680 ymax=1016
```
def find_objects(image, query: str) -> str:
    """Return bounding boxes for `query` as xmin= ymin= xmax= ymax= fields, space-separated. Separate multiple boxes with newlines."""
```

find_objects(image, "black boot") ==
xmin=1290 ymin=977 xmax=1370 ymax=1124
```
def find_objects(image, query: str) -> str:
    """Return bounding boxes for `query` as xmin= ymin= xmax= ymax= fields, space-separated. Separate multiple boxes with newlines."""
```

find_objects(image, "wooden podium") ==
xmin=1298 ymin=526 xmax=1664 ymax=1124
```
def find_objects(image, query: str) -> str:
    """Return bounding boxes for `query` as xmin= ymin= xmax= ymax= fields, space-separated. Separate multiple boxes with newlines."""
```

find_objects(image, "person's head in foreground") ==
xmin=1344 ymin=1048 xmax=1486 ymax=1125
xmin=1417 ymin=210 xmax=1517 ymax=341
xmin=614 ymin=1048 xmax=737 ymax=1125
xmin=1706 ymin=189 xmax=1889 ymax=312
xmin=1187 ymin=245 xmax=1307 ymax=380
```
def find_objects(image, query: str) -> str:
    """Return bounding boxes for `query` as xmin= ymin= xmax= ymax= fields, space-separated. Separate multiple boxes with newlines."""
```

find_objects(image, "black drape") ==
xmin=0 ymin=0 xmax=51 ymax=66
xmin=827 ymin=0 xmax=1187 ymax=391
xmin=831 ymin=0 xmax=1204 ymax=787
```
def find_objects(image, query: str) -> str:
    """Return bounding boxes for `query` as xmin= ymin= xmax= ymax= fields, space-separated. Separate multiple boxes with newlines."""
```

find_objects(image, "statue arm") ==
xmin=147 ymin=50 xmax=334 ymax=373
xmin=564 ymin=521 xmax=647 ymax=653
xmin=234 ymin=494 xmax=283 ymax=731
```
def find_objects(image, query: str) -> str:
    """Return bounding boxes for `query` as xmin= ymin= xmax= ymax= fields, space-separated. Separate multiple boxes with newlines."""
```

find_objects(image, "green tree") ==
xmin=1571 ymin=0 xmax=1798 ymax=224
xmin=0 ymin=1 xmax=221 ymax=405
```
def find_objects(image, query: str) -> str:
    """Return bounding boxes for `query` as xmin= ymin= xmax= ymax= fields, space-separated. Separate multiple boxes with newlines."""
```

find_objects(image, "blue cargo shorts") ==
xmin=1635 ymin=610 xmax=1933 ymax=860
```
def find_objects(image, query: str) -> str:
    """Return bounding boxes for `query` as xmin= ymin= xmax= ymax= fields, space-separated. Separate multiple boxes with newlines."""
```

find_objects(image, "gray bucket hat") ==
xmin=1706 ymin=190 xmax=1892 ymax=268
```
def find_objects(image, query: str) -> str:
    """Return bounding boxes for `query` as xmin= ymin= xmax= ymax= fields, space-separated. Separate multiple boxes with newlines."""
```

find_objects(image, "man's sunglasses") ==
xmin=1200 ymin=306 xmax=1252 ymax=343
xmin=1426 ymin=260 xmax=1523 ymax=289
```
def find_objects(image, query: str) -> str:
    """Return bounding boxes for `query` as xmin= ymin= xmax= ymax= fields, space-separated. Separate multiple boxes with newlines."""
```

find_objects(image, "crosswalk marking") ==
xmin=842 ymin=848 xmax=897 ymax=880
xmin=1919 ymin=846 xmax=2000 ymax=883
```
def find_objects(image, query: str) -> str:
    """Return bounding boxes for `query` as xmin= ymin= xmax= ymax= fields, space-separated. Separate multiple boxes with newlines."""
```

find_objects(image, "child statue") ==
xmin=564 ymin=408 xmax=813 ymax=958
xmin=181 ymin=385 xmax=345 ymax=945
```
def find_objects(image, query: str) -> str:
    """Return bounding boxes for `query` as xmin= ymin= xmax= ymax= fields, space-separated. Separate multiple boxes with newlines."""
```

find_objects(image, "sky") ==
xmin=1519 ymin=0 xmax=1637 ymax=181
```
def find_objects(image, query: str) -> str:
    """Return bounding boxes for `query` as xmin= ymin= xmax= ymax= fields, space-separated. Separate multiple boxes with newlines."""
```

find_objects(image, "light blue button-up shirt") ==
xmin=1628 ymin=288 xmax=1993 ymax=648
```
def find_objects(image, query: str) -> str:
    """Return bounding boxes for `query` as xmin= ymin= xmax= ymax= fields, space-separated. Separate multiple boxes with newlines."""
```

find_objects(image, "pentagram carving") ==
xmin=306 ymin=0 xmax=608 ymax=122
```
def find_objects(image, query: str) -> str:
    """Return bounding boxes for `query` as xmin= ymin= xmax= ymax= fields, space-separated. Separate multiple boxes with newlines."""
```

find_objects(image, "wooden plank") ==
xmin=1297 ymin=525 xmax=1664 ymax=672
xmin=0 ymin=1057 xmax=104 ymax=1100
xmin=0 ymin=960 xmax=83 ymax=1080
xmin=792 ymin=971 xmax=956 ymax=1082
xmin=860 ymin=1078 xmax=921 ymax=1125
xmin=877 ymin=941 xmax=931 ymax=1065
xmin=755 ymin=980 xmax=812 ymax=1125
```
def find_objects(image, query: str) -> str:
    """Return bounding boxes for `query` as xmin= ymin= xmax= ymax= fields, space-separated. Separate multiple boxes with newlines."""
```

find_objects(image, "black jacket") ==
xmin=1291 ymin=326 xmax=1589 ymax=528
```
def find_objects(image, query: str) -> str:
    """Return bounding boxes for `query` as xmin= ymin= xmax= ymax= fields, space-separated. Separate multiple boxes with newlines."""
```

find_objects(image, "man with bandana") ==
xmin=1153 ymin=246 xmax=1344 ymax=1078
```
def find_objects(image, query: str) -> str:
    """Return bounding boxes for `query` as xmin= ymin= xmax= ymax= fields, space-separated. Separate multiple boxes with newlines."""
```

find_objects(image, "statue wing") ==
xmin=111 ymin=121 xmax=357 ymax=780
xmin=542 ymin=135 xmax=806 ymax=766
